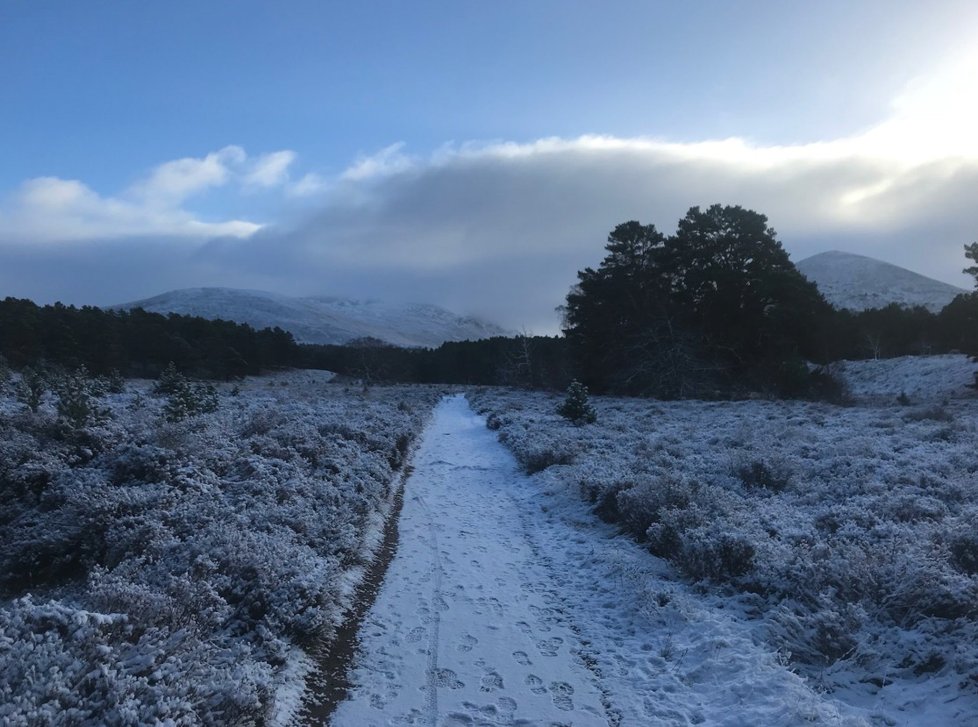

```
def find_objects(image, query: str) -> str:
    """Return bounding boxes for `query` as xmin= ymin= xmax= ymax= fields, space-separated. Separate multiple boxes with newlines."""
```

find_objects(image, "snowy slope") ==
xmin=797 ymin=250 xmax=966 ymax=312
xmin=113 ymin=288 xmax=509 ymax=347
xmin=833 ymin=353 xmax=976 ymax=403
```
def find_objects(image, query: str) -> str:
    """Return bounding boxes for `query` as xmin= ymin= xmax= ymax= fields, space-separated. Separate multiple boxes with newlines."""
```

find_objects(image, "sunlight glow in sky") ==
xmin=1 ymin=0 xmax=977 ymax=329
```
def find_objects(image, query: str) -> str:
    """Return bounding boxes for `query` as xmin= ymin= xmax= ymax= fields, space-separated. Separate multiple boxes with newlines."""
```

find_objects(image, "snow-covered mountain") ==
xmin=796 ymin=250 xmax=967 ymax=312
xmin=113 ymin=288 xmax=509 ymax=347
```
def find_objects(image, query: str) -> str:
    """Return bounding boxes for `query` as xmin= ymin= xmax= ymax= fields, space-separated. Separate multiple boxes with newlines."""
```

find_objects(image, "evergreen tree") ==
xmin=16 ymin=366 xmax=46 ymax=413
xmin=153 ymin=362 xmax=185 ymax=395
xmin=162 ymin=380 xmax=219 ymax=422
xmin=563 ymin=205 xmax=832 ymax=397
xmin=557 ymin=380 xmax=597 ymax=425
xmin=53 ymin=366 xmax=108 ymax=429
xmin=964 ymin=242 xmax=978 ymax=284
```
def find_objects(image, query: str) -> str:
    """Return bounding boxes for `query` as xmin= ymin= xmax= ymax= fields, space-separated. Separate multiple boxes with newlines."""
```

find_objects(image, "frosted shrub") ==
xmin=520 ymin=444 xmax=576 ymax=474
xmin=162 ymin=380 xmax=219 ymax=422
xmin=468 ymin=378 xmax=978 ymax=694
xmin=950 ymin=532 xmax=978 ymax=576
xmin=614 ymin=477 xmax=696 ymax=541
xmin=16 ymin=365 xmax=46 ymax=413
xmin=736 ymin=459 xmax=790 ymax=492
xmin=675 ymin=528 xmax=756 ymax=582
xmin=53 ymin=366 xmax=109 ymax=430
xmin=0 ymin=374 xmax=441 ymax=722
xmin=152 ymin=361 xmax=184 ymax=395
xmin=104 ymin=368 xmax=126 ymax=394
xmin=769 ymin=595 xmax=866 ymax=666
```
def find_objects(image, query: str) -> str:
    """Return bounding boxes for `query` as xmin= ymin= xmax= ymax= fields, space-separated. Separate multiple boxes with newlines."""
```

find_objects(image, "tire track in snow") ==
xmin=415 ymin=491 xmax=443 ymax=726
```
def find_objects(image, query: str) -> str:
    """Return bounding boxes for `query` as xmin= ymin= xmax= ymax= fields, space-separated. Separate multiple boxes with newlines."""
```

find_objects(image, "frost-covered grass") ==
xmin=469 ymin=356 xmax=978 ymax=720
xmin=0 ymin=371 xmax=440 ymax=725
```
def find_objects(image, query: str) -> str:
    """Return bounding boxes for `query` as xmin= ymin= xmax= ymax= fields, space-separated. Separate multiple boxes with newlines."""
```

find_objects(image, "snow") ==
xmin=113 ymin=287 xmax=510 ymax=347
xmin=830 ymin=353 xmax=976 ymax=403
xmin=796 ymin=250 xmax=966 ymax=312
xmin=0 ymin=371 xmax=442 ymax=724
xmin=468 ymin=357 xmax=978 ymax=725
xmin=333 ymin=396 xmax=861 ymax=726
xmin=5 ymin=356 xmax=977 ymax=724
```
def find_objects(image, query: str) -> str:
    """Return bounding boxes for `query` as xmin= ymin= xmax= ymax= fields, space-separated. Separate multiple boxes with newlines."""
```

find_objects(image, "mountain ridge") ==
xmin=113 ymin=287 xmax=510 ymax=348
xmin=796 ymin=250 xmax=966 ymax=312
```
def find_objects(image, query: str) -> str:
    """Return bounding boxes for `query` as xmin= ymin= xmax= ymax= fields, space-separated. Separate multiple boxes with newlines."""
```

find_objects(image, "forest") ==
xmin=1 ymin=206 xmax=975 ymax=400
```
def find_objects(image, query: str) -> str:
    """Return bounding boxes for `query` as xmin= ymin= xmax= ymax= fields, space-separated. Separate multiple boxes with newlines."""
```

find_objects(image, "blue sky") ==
xmin=2 ymin=1 xmax=977 ymax=329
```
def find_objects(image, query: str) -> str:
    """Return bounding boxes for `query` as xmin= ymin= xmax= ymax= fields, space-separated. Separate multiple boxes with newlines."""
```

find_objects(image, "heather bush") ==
xmin=0 ymin=374 xmax=440 ymax=722
xmin=468 ymin=366 xmax=978 ymax=700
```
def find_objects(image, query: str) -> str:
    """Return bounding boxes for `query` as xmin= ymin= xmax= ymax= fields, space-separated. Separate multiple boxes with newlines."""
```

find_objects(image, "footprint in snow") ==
xmin=497 ymin=696 xmax=517 ymax=715
xmin=536 ymin=636 xmax=564 ymax=656
xmin=434 ymin=668 xmax=465 ymax=690
xmin=524 ymin=674 xmax=547 ymax=695
xmin=457 ymin=634 xmax=478 ymax=652
xmin=549 ymin=681 xmax=575 ymax=711
xmin=480 ymin=670 xmax=504 ymax=693
xmin=406 ymin=626 xmax=426 ymax=643
xmin=512 ymin=650 xmax=532 ymax=665
xmin=441 ymin=714 xmax=473 ymax=726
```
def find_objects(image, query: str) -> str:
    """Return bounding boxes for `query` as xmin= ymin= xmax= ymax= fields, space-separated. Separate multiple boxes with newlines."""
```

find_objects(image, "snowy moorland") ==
xmin=468 ymin=355 xmax=978 ymax=723
xmin=0 ymin=371 xmax=440 ymax=725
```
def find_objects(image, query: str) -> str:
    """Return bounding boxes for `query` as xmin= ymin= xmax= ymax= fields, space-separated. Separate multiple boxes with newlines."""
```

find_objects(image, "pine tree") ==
xmin=153 ymin=362 xmax=185 ymax=395
xmin=17 ymin=366 xmax=47 ymax=413
xmin=53 ymin=366 xmax=108 ymax=429
xmin=558 ymin=380 xmax=597 ymax=425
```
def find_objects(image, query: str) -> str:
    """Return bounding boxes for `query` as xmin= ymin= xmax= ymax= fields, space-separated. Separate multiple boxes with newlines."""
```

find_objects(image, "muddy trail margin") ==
xmin=298 ymin=460 xmax=413 ymax=725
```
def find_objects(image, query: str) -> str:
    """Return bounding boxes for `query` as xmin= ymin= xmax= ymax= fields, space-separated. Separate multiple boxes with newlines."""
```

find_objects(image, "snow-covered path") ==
xmin=330 ymin=395 xmax=862 ymax=727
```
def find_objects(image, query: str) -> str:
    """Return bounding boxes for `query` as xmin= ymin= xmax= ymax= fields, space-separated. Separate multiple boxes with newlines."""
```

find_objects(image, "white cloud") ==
xmin=0 ymin=146 xmax=301 ymax=242
xmin=287 ymin=172 xmax=331 ymax=198
xmin=2 ymin=51 xmax=977 ymax=327
xmin=0 ymin=175 xmax=260 ymax=242
xmin=130 ymin=145 xmax=246 ymax=205
xmin=856 ymin=48 xmax=978 ymax=162
xmin=245 ymin=150 xmax=296 ymax=188
xmin=340 ymin=143 xmax=414 ymax=182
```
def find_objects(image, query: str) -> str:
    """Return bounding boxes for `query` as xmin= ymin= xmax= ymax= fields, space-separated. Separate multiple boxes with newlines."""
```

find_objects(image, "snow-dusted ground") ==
xmin=0 ymin=372 xmax=441 ymax=725
xmin=333 ymin=396 xmax=862 ymax=726
xmin=831 ymin=354 xmax=976 ymax=403
xmin=467 ymin=356 xmax=978 ymax=726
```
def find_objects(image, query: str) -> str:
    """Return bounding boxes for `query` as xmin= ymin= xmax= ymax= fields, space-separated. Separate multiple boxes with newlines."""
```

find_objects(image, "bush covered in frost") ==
xmin=0 ymin=373 xmax=439 ymax=723
xmin=469 ymin=364 xmax=978 ymax=701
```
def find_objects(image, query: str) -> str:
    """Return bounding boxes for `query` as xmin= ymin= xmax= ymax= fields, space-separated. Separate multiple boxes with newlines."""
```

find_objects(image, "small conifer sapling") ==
xmin=558 ymin=380 xmax=597 ymax=425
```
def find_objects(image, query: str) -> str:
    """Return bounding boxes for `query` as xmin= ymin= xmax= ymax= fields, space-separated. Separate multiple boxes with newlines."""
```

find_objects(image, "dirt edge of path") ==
xmin=297 ymin=460 xmax=414 ymax=725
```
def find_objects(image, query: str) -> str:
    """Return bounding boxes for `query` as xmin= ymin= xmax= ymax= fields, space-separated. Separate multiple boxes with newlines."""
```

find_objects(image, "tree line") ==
xmin=562 ymin=205 xmax=978 ymax=397
xmin=0 ymin=298 xmax=297 ymax=379
xmin=309 ymin=205 xmax=978 ymax=398
xmin=2 ymin=207 xmax=976 ymax=397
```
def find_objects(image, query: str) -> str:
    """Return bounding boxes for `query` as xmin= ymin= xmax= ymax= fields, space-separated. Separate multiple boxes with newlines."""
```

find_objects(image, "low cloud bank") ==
xmin=2 ymin=52 xmax=977 ymax=331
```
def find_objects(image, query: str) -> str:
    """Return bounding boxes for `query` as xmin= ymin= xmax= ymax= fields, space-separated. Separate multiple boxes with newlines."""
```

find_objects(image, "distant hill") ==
xmin=796 ymin=250 xmax=966 ymax=313
xmin=114 ymin=288 xmax=510 ymax=347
